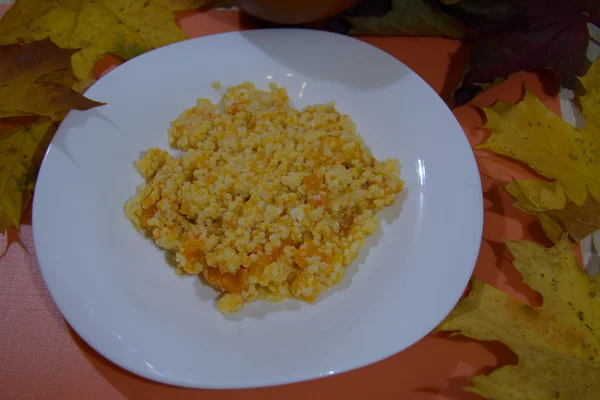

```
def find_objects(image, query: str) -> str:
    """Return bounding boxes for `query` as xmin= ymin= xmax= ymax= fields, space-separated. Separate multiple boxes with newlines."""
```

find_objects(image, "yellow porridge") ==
xmin=125 ymin=82 xmax=403 ymax=313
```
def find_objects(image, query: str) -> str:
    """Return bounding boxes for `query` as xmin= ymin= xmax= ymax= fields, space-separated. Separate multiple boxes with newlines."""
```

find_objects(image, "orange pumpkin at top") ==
xmin=229 ymin=0 xmax=361 ymax=25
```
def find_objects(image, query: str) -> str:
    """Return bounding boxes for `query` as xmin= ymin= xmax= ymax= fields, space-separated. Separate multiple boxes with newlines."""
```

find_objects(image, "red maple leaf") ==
xmin=442 ymin=0 xmax=596 ymax=105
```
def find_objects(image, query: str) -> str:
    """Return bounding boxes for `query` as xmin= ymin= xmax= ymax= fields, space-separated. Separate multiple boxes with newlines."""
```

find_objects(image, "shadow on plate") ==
xmin=238 ymin=30 xmax=410 ymax=91
xmin=50 ymin=108 xmax=125 ymax=168
xmin=312 ymin=186 xmax=407 ymax=303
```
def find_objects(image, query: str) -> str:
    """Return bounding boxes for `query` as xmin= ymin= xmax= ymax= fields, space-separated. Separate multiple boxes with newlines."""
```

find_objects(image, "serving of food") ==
xmin=125 ymin=82 xmax=403 ymax=313
xmin=33 ymin=30 xmax=482 ymax=387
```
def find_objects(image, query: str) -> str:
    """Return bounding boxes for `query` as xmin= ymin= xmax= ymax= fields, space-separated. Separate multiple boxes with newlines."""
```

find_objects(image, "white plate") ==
xmin=33 ymin=29 xmax=482 ymax=388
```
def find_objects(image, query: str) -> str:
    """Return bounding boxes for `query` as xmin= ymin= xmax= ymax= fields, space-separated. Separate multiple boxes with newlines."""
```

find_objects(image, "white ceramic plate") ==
xmin=33 ymin=29 xmax=482 ymax=388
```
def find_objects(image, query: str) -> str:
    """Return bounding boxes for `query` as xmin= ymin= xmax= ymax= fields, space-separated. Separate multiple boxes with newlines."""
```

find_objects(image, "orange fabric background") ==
xmin=0 ymin=7 xmax=561 ymax=400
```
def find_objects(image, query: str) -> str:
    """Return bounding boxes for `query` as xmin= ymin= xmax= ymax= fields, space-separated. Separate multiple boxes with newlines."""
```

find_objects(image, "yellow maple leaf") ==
xmin=0 ymin=0 xmax=208 ymax=80
xmin=36 ymin=66 xmax=97 ymax=95
xmin=478 ymin=87 xmax=600 ymax=206
xmin=581 ymin=57 xmax=600 ymax=128
xmin=477 ymin=58 xmax=600 ymax=241
xmin=0 ymin=39 xmax=104 ymax=120
xmin=439 ymin=238 xmax=600 ymax=399
xmin=0 ymin=120 xmax=56 ymax=232
xmin=506 ymin=180 xmax=600 ymax=242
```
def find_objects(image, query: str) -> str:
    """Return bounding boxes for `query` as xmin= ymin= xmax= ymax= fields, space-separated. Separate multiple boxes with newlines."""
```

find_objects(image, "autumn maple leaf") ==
xmin=505 ymin=180 xmax=600 ymax=243
xmin=0 ymin=1 xmax=210 ymax=234
xmin=440 ymin=0 xmax=596 ymax=105
xmin=0 ymin=0 xmax=209 ymax=81
xmin=477 ymin=58 xmax=600 ymax=242
xmin=438 ymin=238 xmax=600 ymax=399
xmin=0 ymin=120 xmax=56 ymax=232
xmin=330 ymin=0 xmax=596 ymax=105
xmin=0 ymin=39 xmax=104 ymax=121
xmin=479 ymin=88 xmax=600 ymax=205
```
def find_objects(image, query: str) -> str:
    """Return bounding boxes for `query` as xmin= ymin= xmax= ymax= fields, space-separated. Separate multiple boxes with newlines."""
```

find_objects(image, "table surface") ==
xmin=0 ymin=6 xmax=563 ymax=400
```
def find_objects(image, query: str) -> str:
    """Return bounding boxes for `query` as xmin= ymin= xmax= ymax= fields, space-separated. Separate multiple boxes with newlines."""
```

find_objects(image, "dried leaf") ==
xmin=0 ymin=0 xmax=208 ymax=81
xmin=0 ymin=120 xmax=56 ymax=232
xmin=504 ymin=179 xmax=565 ymax=244
xmin=336 ymin=0 xmax=467 ymax=39
xmin=507 ymin=180 xmax=600 ymax=243
xmin=506 ymin=180 xmax=567 ymax=213
xmin=0 ymin=39 xmax=104 ymax=120
xmin=438 ymin=238 xmax=600 ymax=399
xmin=38 ymin=67 xmax=98 ymax=93
xmin=550 ymin=197 xmax=600 ymax=245
xmin=580 ymin=57 xmax=600 ymax=127
xmin=72 ymin=77 xmax=97 ymax=94
xmin=442 ymin=0 xmax=593 ymax=105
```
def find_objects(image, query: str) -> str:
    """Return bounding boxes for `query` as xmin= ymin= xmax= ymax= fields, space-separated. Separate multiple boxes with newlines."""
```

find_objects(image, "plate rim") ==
xmin=32 ymin=28 xmax=483 ymax=389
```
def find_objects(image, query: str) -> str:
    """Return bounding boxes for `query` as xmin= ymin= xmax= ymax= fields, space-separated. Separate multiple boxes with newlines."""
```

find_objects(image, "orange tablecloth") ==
xmin=0 ymin=7 xmax=561 ymax=400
